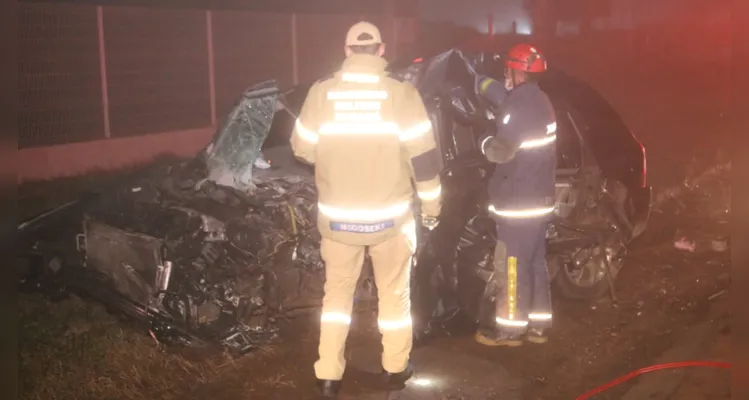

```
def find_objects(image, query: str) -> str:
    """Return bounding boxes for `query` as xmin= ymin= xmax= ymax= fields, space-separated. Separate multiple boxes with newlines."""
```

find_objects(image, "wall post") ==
xmin=206 ymin=10 xmax=217 ymax=125
xmin=96 ymin=6 xmax=111 ymax=138
xmin=291 ymin=13 xmax=299 ymax=85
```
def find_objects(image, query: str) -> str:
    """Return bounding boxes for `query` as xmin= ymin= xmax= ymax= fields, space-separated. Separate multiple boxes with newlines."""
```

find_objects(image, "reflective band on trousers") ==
xmin=321 ymin=312 xmax=352 ymax=325
xmin=318 ymin=201 xmax=411 ymax=223
xmin=341 ymin=72 xmax=380 ymax=83
xmin=488 ymin=205 xmax=556 ymax=218
xmin=379 ymin=316 xmax=413 ymax=331
xmin=529 ymin=312 xmax=552 ymax=321
xmin=496 ymin=317 xmax=529 ymax=327
xmin=417 ymin=185 xmax=442 ymax=201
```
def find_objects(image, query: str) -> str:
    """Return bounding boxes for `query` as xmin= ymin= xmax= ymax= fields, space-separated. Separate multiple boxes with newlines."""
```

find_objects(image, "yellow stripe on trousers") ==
xmin=508 ymin=256 xmax=517 ymax=320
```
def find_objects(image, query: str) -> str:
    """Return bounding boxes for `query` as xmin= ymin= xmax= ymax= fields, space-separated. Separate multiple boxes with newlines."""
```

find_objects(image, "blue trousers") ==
xmin=491 ymin=217 xmax=553 ymax=333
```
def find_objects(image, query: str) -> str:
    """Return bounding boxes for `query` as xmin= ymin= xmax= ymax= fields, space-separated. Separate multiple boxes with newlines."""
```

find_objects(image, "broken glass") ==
xmin=204 ymin=80 xmax=280 ymax=191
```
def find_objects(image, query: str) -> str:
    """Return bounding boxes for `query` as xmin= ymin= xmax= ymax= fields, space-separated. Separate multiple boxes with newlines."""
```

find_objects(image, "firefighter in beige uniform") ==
xmin=290 ymin=21 xmax=442 ymax=398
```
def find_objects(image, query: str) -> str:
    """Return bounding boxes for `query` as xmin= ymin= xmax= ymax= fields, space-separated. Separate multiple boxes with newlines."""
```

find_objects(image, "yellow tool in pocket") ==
xmin=507 ymin=256 xmax=517 ymax=320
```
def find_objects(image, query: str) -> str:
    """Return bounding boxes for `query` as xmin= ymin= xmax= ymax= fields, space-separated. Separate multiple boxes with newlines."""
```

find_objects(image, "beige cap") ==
xmin=345 ymin=21 xmax=382 ymax=46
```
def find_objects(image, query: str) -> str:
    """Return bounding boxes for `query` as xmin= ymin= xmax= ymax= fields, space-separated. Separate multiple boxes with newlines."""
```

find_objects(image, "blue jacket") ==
xmin=478 ymin=78 xmax=557 ymax=217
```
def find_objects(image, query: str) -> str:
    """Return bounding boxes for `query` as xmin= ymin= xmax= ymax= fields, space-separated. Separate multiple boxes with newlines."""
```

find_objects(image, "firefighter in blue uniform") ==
xmin=473 ymin=44 xmax=557 ymax=346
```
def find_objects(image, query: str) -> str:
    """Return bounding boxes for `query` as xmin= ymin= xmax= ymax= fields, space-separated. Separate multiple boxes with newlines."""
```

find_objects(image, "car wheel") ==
xmin=551 ymin=239 xmax=625 ymax=300
xmin=550 ymin=176 xmax=629 ymax=301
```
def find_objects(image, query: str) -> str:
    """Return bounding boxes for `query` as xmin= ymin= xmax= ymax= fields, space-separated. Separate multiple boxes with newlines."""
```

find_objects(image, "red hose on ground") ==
xmin=575 ymin=360 xmax=731 ymax=400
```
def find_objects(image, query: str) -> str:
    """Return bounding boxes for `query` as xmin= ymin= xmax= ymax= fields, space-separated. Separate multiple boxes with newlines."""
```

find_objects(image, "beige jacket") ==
xmin=290 ymin=54 xmax=442 ymax=246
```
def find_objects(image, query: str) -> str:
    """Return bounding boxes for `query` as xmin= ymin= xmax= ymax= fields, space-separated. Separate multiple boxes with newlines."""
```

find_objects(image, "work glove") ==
xmin=422 ymin=216 xmax=439 ymax=231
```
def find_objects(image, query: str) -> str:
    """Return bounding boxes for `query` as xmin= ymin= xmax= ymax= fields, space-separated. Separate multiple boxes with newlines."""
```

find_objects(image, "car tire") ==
xmin=550 ymin=252 xmax=619 ymax=301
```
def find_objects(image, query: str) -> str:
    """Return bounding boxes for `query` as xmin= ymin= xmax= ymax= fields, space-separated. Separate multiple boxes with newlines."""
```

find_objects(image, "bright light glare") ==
xmin=411 ymin=378 xmax=435 ymax=387
xmin=516 ymin=21 xmax=532 ymax=35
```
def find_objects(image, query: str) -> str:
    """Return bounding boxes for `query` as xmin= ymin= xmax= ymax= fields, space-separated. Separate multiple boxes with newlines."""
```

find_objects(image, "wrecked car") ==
xmin=19 ymin=49 xmax=651 ymax=353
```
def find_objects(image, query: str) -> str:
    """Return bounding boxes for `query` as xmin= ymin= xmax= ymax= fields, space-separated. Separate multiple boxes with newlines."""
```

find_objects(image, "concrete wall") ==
xmin=19 ymin=128 xmax=214 ymax=181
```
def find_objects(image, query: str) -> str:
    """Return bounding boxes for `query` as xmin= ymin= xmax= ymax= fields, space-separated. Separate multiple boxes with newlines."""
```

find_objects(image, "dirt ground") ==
xmin=432 ymin=214 xmax=731 ymax=400
xmin=669 ymin=307 xmax=731 ymax=400
xmin=18 ymin=107 xmax=732 ymax=399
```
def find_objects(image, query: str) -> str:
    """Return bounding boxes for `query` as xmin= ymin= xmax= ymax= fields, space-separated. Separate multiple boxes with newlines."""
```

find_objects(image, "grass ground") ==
xmin=19 ymin=291 xmax=310 ymax=400
xmin=20 ymin=293 xmax=213 ymax=400
xmin=669 ymin=295 xmax=732 ymax=400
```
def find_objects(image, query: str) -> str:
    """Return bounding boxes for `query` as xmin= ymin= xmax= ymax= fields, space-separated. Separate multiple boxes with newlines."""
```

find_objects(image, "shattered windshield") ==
xmin=204 ymin=80 xmax=279 ymax=191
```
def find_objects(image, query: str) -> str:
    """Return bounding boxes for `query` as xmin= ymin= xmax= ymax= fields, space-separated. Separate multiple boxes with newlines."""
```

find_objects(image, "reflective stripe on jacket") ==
xmin=290 ymin=54 xmax=442 ymax=245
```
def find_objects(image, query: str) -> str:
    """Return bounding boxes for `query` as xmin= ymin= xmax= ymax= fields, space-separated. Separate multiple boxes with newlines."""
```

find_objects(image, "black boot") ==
xmin=474 ymin=328 xmax=524 ymax=347
xmin=316 ymin=379 xmax=342 ymax=398
xmin=526 ymin=328 xmax=548 ymax=344
xmin=382 ymin=362 xmax=414 ymax=389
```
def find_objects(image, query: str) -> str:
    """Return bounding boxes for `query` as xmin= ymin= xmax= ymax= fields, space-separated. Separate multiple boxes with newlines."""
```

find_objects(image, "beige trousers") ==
xmin=313 ymin=220 xmax=417 ymax=380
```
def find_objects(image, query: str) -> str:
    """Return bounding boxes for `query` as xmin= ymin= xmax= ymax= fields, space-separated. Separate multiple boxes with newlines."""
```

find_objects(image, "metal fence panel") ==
xmin=19 ymin=3 xmax=104 ymax=148
xmin=295 ymin=13 xmax=361 ymax=83
xmin=20 ymin=2 xmax=408 ymax=149
xmin=103 ymin=6 xmax=211 ymax=136
xmin=212 ymin=11 xmax=293 ymax=119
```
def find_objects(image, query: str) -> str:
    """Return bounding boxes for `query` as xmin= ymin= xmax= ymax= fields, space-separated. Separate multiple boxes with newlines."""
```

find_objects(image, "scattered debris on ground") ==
xmin=653 ymin=159 xmax=731 ymax=220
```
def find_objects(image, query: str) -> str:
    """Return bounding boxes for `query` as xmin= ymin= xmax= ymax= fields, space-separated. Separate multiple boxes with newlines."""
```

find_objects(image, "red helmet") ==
xmin=505 ymin=43 xmax=547 ymax=73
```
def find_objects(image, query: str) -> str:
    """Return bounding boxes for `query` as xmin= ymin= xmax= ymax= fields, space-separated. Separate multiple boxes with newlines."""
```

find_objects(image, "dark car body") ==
xmin=19 ymin=49 xmax=652 ymax=353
